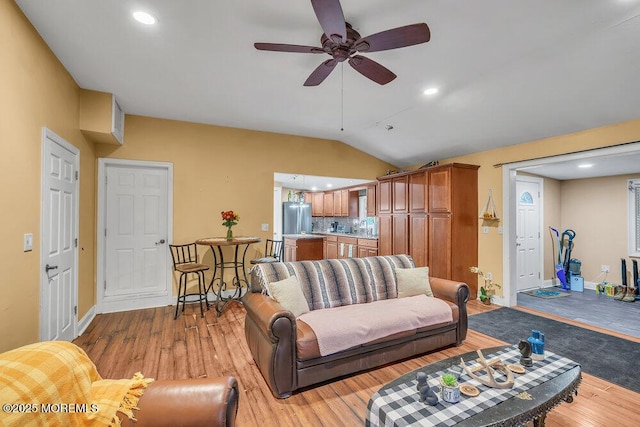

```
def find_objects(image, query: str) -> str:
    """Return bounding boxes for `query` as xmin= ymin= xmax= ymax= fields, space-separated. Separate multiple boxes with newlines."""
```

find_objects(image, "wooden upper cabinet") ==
xmin=333 ymin=191 xmax=342 ymax=217
xmin=340 ymin=190 xmax=350 ymax=216
xmin=323 ymin=192 xmax=334 ymax=216
xmin=311 ymin=192 xmax=324 ymax=217
xmin=392 ymin=176 xmax=409 ymax=213
xmin=409 ymin=172 xmax=427 ymax=213
xmin=378 ymin=180 xmax=392 ymax=214
xmin=429 ymin=168 xmax=452 ymax=213
xmin=366 ymin=185 xmax=376 ymax=217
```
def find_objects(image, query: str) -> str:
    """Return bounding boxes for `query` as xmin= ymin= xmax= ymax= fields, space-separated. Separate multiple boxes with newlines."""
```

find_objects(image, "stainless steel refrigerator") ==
xmin=283 ymin=202 xmax=312 ymax=235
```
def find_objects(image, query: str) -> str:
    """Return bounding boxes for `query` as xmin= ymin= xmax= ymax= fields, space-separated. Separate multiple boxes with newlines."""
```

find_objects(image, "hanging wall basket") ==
xmin=480 ymin=189 xmax=499 ymax=220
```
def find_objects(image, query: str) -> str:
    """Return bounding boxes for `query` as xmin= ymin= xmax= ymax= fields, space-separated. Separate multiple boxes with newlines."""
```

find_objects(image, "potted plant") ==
xmin=470 ymin=266 xmax=501 ymax=305
xmin=439 ymin=373 xmax=460 ymax=403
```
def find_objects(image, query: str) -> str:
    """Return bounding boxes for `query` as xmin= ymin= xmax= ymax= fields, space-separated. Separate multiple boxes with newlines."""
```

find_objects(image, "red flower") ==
xmin=221 ymin=210 xmax=239 ymax=227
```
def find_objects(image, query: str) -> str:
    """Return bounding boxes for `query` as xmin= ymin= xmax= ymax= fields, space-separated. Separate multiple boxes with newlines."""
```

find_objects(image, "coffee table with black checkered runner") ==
xmin=367 ymin=345 xmax=581 ymax=427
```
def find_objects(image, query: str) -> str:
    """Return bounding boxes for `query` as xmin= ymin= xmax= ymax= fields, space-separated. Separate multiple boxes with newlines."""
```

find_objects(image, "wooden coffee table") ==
xmin=367 ymin=346 xmax=581 ymax=427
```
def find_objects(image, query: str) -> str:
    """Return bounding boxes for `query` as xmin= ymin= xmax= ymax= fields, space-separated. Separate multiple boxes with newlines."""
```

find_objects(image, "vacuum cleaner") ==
xmin=549 ymin=227 xmax=575 ymax=291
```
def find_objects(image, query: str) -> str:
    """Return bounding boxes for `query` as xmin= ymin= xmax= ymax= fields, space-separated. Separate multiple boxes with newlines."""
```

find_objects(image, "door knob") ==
xmin=45 ymin=264 xmax=58 ymax=273
xmin=155 ymin=239 xmax=166 ymax=245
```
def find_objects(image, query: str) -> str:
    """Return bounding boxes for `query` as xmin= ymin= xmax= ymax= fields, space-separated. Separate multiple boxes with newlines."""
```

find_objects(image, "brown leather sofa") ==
xmin=118 ymin=377 xmax=239 ymax=426
xmin=244 ymin=255 xmax=469 ymax=398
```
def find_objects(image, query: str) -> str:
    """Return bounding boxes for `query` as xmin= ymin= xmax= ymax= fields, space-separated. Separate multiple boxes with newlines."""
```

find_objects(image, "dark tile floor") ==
xmin=516 ymin=288 xmax=640 ymax=338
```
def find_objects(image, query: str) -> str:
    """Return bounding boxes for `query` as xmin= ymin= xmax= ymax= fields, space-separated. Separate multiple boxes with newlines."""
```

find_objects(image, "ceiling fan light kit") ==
xmin=254 ymin=0 xmax=430 ymax=86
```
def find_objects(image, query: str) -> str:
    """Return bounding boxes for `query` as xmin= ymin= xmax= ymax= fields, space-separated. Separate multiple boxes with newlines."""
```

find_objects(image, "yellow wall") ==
xmin=559 ymin=174 xmax=639 ymax=285
xmin=0 ymin=1 xmax=96 ymax=352
xmin=439 ymin=119 xmax=640 ymax=295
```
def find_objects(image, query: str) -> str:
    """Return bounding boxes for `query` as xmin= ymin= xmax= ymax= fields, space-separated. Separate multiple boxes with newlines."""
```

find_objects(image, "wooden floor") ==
xmin=74 ymin=300 xmax=640 ymax=427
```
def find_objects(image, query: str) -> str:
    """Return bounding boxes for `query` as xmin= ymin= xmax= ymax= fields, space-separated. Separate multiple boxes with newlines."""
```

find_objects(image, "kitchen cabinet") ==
xmin=337 ymin=236 xmax=358 ymax=258
xmin=392 ymin=214 xmax=408 ymax=255
xmin=392 ymin=176 xmax=409 ymax=213
xmin=284 ymin=237 xmax=324 ymax=262
xmin=428 ymin=214 xmax=452 ymax=279
xmin=378 ymin=180 xmax=392 ymax=214
xmin=409 ymin=172 xmax=427 ymax=213
xmin=311 ymin=192 xmax=324 ymax=217
xmin=428 ymin=168 xmax=451 ymax=213
xmin=357 ymin=238 xmax=378 ymax=258
xmin=325 ymin=235 xmax=338 ymax=259
xmin=409 ymin=214 xmax=428 ymax=267
xmin=341 ymin=190 xmax=351 ymax=216
xmin=323 ymin=192 xmax=334 ymax=216
xmin=378 ymin=216 xmax=392 ymax=256
xmin=332 ymin=191 xmax=342 ymax=217
xmin=366 ymin=185 xmax=376 ymax=217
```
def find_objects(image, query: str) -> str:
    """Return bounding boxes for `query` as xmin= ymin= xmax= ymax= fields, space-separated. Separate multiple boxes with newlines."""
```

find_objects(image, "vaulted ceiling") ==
xmin=16 ymin=0 xmax=640 ymax=167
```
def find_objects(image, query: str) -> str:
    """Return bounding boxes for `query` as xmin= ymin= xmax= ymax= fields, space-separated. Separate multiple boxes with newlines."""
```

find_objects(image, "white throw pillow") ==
xmin=395 ymin=267 xmax=433 ymax=298
xmin=267 ymin=276 xmax=310 ymax=317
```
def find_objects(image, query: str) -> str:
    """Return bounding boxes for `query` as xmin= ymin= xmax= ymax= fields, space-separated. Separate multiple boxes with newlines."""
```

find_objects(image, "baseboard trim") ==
xmin=78 ymin=305 xmax=96 ymax=336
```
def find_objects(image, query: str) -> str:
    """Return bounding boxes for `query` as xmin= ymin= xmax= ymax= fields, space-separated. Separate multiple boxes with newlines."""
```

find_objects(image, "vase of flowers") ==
xmin=221 ymin=210 xmax=239 ymax=240
xmin=470 ymin=266 xmax=501 ymax=305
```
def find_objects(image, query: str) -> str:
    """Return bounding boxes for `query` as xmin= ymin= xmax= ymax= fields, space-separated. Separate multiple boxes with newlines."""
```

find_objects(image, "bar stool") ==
xmin=250 ymin=239 xmax=284 ymax=265
xmin=169 ymin=243 xmax=210 ymax=319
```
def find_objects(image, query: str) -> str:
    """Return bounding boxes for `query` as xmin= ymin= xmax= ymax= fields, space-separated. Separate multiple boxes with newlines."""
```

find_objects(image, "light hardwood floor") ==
xmin=74 ymin=300 xmax=640 ymax=426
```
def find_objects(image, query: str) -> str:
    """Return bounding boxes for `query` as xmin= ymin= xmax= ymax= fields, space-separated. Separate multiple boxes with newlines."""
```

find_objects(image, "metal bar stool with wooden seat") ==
xmin=169 ymin=243 xmax=210 ymax=319
xmin=250 ymin=239 xmax=284 ymax=265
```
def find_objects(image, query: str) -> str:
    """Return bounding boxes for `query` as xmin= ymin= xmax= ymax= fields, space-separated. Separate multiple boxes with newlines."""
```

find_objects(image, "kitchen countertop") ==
xmin=282 ymin=234 xmax=325 ymax=240
xmin=312 ymin=232 xmax=378 ymax=240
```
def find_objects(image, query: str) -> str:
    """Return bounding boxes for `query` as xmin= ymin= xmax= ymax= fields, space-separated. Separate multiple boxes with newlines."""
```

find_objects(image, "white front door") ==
xmin=40 ymin=129 xmax=78 ymax=342
xmin=516 ymin=177 xmax=542 ymax=291
xmin=98 ymin=160 xmax=172 ymax=313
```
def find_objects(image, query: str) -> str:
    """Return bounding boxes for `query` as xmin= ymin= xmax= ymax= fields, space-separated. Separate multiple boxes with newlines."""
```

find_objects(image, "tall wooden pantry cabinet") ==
xmin=377 ymin=163 xmax=479 ymax=297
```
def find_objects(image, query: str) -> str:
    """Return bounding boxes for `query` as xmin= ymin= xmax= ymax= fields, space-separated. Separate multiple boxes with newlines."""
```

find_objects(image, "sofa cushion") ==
xmin=396 ymin=266 xmax=433 ymax=298
xmin=267 ymin=276 xmax=310 ymax=317
xmin=252 ymin=255 xmax=415 ymax=310
xmin=297 ymin=294 xmax=453 ymax=356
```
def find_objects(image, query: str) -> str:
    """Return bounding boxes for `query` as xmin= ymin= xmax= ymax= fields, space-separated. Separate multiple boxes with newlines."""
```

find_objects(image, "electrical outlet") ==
xmin=261 ymin=223 xmax=269 ymax=231
xmin=482 ymin=226 xmax=489 ymax=234
xmin=601 ymin=265 xmax=609 ymax=273
xmin=486 ymin=272 xmax=493 ymax=280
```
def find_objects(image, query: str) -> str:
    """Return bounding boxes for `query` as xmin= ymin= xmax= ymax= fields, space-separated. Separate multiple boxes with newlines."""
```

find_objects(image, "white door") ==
xmin=98 ymin=160 xmax=172 ymax=313
xmin=40 ymin=129 xmax=78 ymax=342
xmin=516 ymin=177 xmax=542 ymax=291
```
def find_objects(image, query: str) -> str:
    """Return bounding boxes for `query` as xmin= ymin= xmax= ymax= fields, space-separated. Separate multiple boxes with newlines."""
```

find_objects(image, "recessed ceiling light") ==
xmin=423 ymin=87 xmax=439 ymax=96
xmin=133 ymin=11 xmax=157 ymax=25
xmin=326 ymin=183 xmax=333 ymax=188
xmin=578 ymin=163 xmax=593 ymax=168
xmin=311 ymin=186 xmax=318 ymax=191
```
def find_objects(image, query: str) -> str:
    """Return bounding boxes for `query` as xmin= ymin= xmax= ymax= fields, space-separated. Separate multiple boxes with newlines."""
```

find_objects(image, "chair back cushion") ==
xmin=252 ymin=255 xmax=415 ymax=311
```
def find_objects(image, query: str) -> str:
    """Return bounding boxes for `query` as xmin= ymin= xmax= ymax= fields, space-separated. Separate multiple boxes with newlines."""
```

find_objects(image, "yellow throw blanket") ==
xmin=0 ymin=341 xmax=153 ymax=427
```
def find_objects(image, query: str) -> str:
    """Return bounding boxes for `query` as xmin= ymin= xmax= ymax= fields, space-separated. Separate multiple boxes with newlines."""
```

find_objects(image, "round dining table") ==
xmin=195 ymin=236 xmax=261 ymax=316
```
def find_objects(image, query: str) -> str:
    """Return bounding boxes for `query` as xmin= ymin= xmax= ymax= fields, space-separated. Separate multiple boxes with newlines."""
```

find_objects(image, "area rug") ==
xmin=522 ymin=287 xmax=570 ymax=299
xmin=468 ymin=307 xmax=640 ymax=393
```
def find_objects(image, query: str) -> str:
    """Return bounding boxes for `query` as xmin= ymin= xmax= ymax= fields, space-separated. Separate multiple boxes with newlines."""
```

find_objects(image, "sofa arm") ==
xmin=119 ymin=376 xmax=239 ymax=427
xmin=242 ymin=292 xmax=297 ymax=398
xmin=430 ymin=277 xmax=469 ymax=344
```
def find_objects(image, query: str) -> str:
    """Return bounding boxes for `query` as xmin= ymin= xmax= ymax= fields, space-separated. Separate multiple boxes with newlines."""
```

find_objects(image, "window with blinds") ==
xmin=630 ymin=180 xmax=640 ymax=256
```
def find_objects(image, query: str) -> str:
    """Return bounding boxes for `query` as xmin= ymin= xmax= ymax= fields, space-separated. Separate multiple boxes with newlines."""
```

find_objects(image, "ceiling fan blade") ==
xmin=254 ymin=43 xmax=325 ymax=54
xmin=348 ymin=55 xmax=396 ymax=85
xmin=354 ymin=23 xmax=430 ymax=53
xmin=304 ymin=59 xmax=338 ymax=86
xmin=311 ymin=0 xmax=347 ymax=43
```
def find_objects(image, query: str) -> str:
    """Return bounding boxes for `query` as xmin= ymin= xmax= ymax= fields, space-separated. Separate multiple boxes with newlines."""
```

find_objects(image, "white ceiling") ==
xmin=16 ymin=0 xmax=640 ymax=169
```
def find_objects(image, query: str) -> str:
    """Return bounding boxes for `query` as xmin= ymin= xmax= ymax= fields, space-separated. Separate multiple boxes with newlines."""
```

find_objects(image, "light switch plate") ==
xmin=24 ymin=233 xmax=33 ymax=251
xmin=482 ymin=226 xmax=489 ymax=234
xmin=261 ymin=223 xmax=269 ymax=231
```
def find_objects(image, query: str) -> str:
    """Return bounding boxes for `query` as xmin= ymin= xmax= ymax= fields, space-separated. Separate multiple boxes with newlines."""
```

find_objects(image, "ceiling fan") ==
xmin=254 ymin=0 xmax=430 ymax=86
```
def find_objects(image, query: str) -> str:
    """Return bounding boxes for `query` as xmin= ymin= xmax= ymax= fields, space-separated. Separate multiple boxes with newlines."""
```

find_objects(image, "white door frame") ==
xmin=40 ymin=127 xmax=79 ymax=341
xmin=273 ymin=186 xmax=282 ymax=240
xmin=96 ymin=158 xmax=174 ymax=313
xmin=502 ymin=143 xmax=640 ymax=306
xmin=515 ymin=175 xmax=543 ymax=292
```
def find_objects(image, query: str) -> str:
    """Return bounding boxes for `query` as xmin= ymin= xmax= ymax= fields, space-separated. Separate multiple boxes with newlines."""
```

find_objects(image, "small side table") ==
xmin=196 ymin=237 xmax=261 ymax=316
